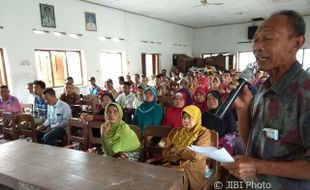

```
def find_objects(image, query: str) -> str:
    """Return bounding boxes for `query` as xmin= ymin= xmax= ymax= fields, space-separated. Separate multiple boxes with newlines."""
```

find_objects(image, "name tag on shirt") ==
xmin=263 ymin=128 xmax=278 ymax=140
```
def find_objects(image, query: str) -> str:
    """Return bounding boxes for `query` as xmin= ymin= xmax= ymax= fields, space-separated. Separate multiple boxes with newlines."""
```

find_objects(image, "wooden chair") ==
xmin=16 ymin=113 xmax=36 ymax=142
xmin=157 ymin=96 xmax=174 ymax=108
xmin=142 ymin=125 xmax=173 ymax=163
xmin=21 ymin=104 xmax=33 ymax=114
xmin=123 ymin=108 xmax=135 ymax=124
xmin=87 ymin=121 xmax=102 ymax=148
xmin=80 ymin=100 xmax=97 ymax=115
xmin=203 ymin=130 xmax=220 ymax=190
xmin=2 ymin=112 xmax=18 ymax=140
xmin=68 ymin=118 xmax=89 ymax=151
xmin=129 ymin=124 xmax=142 ymax=141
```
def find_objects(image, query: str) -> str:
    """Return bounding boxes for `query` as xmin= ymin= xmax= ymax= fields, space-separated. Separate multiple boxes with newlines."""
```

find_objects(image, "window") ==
xmin=238 ymin=48 xmax=310 ymax=71
xmin=296 ymin=48 xmax=310 ymax=70
xmin=35 ymin=50 xmax=83 ymax=87
xmin=238 ymin=51 xmax=255 ymax=71
xmin=303 ymin=49 xmax=310 ymax=70
xmin=141 ymin=53 xmax=160 ymax=77
xmin=0 ymin=49 xmax=7 ymax=85
xmin=99 ymin=52 xmax=123 ymax=87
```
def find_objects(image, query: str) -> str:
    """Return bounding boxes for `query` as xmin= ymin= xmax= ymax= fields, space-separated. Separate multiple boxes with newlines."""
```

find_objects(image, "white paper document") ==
xmin=188 ymin=145 xmax=234 ymax=163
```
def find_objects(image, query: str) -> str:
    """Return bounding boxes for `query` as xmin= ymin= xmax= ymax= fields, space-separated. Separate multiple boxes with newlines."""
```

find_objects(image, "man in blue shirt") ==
xmin=36 ymin=88 xmax=72 ymax=145
xmin=33 ymin=80 xmax=47 ymax=125
xmin=88 ymin=76 xmax=101 ymax=96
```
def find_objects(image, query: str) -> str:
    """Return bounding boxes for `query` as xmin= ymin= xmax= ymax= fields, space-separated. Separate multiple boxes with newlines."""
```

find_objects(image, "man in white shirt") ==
xmin=116 ymin=82 xmax=135 ymax=109
xmin=27 ymin=82 xmax=35 ymax=104
xmin=36 ymin=88 xmax=72 ymax=145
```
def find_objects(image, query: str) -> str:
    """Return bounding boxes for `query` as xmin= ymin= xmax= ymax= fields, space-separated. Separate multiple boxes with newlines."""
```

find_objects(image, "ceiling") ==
xmin=82 ymin=0 xmax=310 ymax=28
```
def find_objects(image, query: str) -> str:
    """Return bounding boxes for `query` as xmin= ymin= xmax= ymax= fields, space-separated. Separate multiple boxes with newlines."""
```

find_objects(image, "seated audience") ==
xmin=60 ymin=83 xmax=80 ymax=107
xmin=80 ymin=92 xmax=116 ymax=122
xmin=105 ymin=79 xmax=118 ymax=99
xmin=36 ymin=88 xmax=72 ymax=145
xmin=179 ymin=86 xmax=193 ymax=105
xmin=126 ymin=74 xmax=134 ymax=86
xmin=197 ymin=77 xmax=209 ymax=93
xmin=162 ymin=92 xmax=187 ymax=128
xmin=202 ymin=90 xmax=237 ymax=154
xmin=0 ymin=85 xmax=21 ymax=113
xmin=33 ymin=80 xmax=47 ymax=125
xmin=117 ymin=76 xmax=125 ymax=94
xmin=26 ymin=82 xmax=35 ymax=104
xmin=65 ymin=76 xmax=80 ymax=94
xmin=88 ymin=76 xmax=102 ymax=96
xmin=116 ymin=82 xmax=135 ymax=109
xmin=132 ymin=84 xmax=144 ymax=109
xmin=193 ymin=87 xmax=207 ymax=113
xmin=133 ymin=87 xmax=163 ymax=133
xmin=162 ymin=105 xmax=211 ymax=190
xmin=101 ymin=102 xmax=141 ymax=161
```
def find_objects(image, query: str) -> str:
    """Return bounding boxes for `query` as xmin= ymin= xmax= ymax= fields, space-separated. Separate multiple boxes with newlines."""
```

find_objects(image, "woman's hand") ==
xmin=119 ymin=152 xmax=128 ymax=159
xmin=80 ymin=113 xmax=94 ymax=122
xmin=100 ymin=120 xmax=110 ymax=136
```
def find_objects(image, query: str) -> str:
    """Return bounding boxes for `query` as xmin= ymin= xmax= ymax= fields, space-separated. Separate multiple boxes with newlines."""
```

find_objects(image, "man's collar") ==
xmin=264 ymin=61 xmax=301 ymax=95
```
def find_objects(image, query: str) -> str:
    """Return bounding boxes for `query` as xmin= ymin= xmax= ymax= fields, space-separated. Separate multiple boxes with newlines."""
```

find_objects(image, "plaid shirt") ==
xmin=247 ymin=62 xmax=310 ymax=190
xmin=33 ymin=95 xmax=47 ymax=121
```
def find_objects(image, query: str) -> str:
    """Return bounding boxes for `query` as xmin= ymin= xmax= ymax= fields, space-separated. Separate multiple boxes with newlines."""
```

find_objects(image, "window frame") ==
xmin=35 ymin=49 xmax=83 ymax=88
xmin=0 ymin=49 xmax=8 ymax=86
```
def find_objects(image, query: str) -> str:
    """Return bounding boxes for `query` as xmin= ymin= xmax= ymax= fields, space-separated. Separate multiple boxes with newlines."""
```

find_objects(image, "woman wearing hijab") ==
xmin=197 ymin=77 xmax=208 ymax=93
xmin=193 ymin=87 xmax=207 ymax=113
xmin=81 ymin=92 xmax=129 ymax=139
xmin=132 ymin=87 xmax=163 ymax=133
xmin=179 ymin=86 xmax=193 ymax=105
xmin=202 ymin=90 xmax=237 ymax=154
xmin=101 ymin=102 xmax=141 ymax=161
xmin=162 ymin=105 xmax=211 ymax=190
xmin=162 ymin=92 xmax=187 ymax=128
xmin=80 ymin=92 xmax=116 ymax=122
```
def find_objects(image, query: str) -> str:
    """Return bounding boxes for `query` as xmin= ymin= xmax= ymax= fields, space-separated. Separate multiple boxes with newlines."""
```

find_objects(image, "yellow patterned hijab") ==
xmin=171 ymin=105 xmax=203 ymax=147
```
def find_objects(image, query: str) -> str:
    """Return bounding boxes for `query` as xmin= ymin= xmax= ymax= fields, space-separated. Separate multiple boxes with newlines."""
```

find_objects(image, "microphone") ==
xmin=214 ymin=63 xmax=256 ymax=119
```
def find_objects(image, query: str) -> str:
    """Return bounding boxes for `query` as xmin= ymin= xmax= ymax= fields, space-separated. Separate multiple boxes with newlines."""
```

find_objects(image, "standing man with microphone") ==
xmin=222 ymin=10 xmax=310 ymax=189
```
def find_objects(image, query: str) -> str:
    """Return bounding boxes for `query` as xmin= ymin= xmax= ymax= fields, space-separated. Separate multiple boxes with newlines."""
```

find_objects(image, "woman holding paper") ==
xmin=162 ymin=105 xmax=211 ymax=190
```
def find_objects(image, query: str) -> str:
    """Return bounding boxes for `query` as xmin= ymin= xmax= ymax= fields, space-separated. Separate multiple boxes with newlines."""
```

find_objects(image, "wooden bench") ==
xmin=0 ymin=140 xmax=185 ymax=190
xmin=16 ymin=113 xmax=36 ymax=142
xmin=68 ymin=118 xmax=88 ymax=151
xmin=2 ymin=112 xmax=18 ymax=140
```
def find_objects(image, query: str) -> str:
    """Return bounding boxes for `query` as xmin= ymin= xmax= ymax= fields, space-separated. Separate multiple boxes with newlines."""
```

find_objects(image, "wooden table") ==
xmin=0 ymin=140 xmax=184 ymax=190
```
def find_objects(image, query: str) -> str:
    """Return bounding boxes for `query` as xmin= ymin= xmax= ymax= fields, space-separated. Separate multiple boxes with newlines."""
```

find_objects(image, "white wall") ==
xmin=0 ymin=0 xmax=193 ymax=102
xmin=193 ymin=16 xmax=310 ymax=56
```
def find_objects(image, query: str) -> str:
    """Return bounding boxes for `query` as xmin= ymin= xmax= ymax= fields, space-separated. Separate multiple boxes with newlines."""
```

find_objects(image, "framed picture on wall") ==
xmin=40 ymin=4 xmax=56 ymax=28
xmin=85 ymin=12 xmax=97 ymax=31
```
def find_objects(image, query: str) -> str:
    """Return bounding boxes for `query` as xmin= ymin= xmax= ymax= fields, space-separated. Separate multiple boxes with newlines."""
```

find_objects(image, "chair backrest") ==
xmin=17 ymin=113 xmax=35 ymax=125
xmin=157 ymin=96 xmax=174 ymax=108
xmin=143 ymin=125 xmax=173 ymax=162
xmin=21 ymin=104 xmax=33 ymax=114
xmin=80 ymin=100 xmax=97 ymax=114
xmin=88 ymin=121 xmax=102 ymax=146
xmin=203 ymin=129 xmax=220 ymax=190
xmin=2 ymin=112 xmax=17 ymax=129
xmin=2 ymin=112 xmax=18 ymax=139
xmin=68 ymin=118 xmax=89 ymax=151
xmin=143 ymin=125 xmax=172 ymax=138
xmin=209 ymin=129 xmax=219 ymax=148
xmin=16 ymin=113 xmax=36 ymax=142
xmin=129 ymin=124 xmax=141 ymax=140
xmin=123 ymin=108 xmax=136 ymax=124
